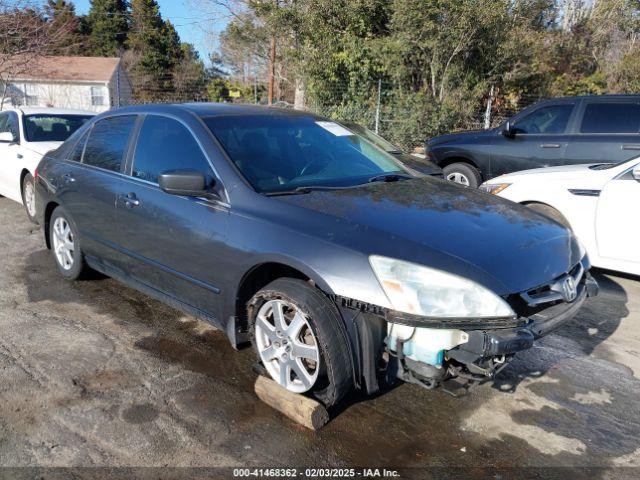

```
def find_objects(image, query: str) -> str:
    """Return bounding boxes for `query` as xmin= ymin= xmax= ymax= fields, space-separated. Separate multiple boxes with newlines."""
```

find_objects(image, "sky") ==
xmin=72 ymin=0 xmax=230 ymax=64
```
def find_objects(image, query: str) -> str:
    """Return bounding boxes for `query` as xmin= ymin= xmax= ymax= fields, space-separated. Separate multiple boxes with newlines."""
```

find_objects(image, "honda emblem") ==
xmin=561 ymin=276 xmax=578 ymax=302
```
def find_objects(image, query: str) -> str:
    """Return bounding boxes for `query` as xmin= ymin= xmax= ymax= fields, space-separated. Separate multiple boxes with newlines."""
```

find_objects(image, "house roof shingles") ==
xmin=5 ymin=56 xmax=120 ymax=83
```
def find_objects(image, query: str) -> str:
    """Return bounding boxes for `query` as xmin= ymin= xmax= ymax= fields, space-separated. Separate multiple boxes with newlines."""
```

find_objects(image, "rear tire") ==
xmin=21 ymin=173 xmax=38 ymax=224
xmin=248 ymin=278 xmax=353 ymax=407
xmin=526 ymin=203 xmax=572 ymax=229
xmin=50 ymin=206 xmax=90 ymax=280
xmin=443 ymin=163 xmax=482 ymax=188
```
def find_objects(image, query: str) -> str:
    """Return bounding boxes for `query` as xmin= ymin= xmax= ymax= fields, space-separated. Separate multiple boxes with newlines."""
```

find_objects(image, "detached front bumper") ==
xmin=386 ymin=273 xmax=598 ymax=386
xmin=448 ymin=273 xmax=598 ymax=365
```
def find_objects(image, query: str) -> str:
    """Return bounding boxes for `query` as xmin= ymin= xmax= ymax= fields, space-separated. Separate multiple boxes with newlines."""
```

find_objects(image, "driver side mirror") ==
xmin=0 ymin=131 xmax=16 ymax=144
xmin=502 ymin=121 xmax=516 ymax=139
xmin=158 ymin=169 xmax=219 ymax=200
xmin=633 ymin=165 xmax=640 ymax=181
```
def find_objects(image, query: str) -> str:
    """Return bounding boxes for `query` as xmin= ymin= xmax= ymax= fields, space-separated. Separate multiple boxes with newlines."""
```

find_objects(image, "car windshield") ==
xmin=205 ymin=114 xmax=407 ymax=193
xmin=23 ymin=114 xmax=93 ymax=142
xmin=343 ymin=122 xmax=402 ymax=153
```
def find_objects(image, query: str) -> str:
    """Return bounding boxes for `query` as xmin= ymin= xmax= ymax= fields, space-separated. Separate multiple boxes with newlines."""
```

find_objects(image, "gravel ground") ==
xmin=0 ymin=197 xmax=638 ymax=479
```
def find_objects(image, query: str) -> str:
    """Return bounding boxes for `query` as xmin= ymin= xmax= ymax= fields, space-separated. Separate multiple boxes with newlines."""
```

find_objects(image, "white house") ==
xmin=1 ymin=56 xmax=133 ymax=113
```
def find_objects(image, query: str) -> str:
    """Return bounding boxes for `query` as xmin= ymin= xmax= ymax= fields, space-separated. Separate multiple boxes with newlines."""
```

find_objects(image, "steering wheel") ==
xmin=300 ymin=154 xmax=328 ymax=176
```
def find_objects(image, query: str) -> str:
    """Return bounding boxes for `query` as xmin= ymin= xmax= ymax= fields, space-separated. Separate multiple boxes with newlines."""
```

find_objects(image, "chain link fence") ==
xmin=124 ymin=78 xmax=545 ymax=152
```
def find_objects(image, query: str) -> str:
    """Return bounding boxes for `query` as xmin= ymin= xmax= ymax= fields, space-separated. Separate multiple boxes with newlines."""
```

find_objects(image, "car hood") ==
xmin=23 ymin=141 xmax=62 ymax=156
xmin=275 ymin=178 xmax=581 ymax=295
xmin=487 ymin=163 xmax=613 ymax=189
xmin=394 ymin=153 xmax=443 ymax=176
xmin=500 ymin=163 xmax=596 ymax=177
xmin=427 ymin=129 xmax=487 ymax=146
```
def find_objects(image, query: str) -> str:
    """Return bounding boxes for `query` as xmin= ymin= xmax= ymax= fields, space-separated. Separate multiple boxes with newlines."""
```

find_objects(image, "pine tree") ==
xmin=45 ymin=0 xmax=83 ymax=55
xmin=86 ymin=0 xmax=129 ymax=57
xmin=128 ymin=0 xmax=182 ymax=100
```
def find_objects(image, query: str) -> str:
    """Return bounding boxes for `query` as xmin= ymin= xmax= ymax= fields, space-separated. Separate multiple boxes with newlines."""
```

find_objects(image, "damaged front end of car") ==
xmin=335 ymin=256 xmax=599 ymax=396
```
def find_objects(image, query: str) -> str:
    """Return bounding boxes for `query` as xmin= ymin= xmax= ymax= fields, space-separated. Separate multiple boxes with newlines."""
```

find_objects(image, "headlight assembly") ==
xmin=479 ymin=183 xmax=511 ymax=195
xmin=369 ymin=256 xmax=515 ymax=319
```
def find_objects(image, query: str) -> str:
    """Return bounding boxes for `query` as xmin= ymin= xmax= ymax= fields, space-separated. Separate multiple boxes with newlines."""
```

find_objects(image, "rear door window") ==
xmin=83 ymin=115 xmax=136 ymax=173
xmin=580 ymin=102 xmax=640 ymax=134
xmin=514 ymin=104 xmax=575 ymax=134
xmin=68 ymin=129 xmax=90 ymax=162
xmin=131 ymin=115 xmax=213 ymax=184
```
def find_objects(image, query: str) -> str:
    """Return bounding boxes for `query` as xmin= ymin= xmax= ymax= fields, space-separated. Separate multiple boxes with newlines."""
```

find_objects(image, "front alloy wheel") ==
xmin=249 ymin=278 xmax=353 ymax=407
xmin=255 ymin=299 xmax=320 ymax=393
xmin=446 ymin=171 xmax=470 ymax=186
xmin=443 ymin=163 xmax=482 ymax=188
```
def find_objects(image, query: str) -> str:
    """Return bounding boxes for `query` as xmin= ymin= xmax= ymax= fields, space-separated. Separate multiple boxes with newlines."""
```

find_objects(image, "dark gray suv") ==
xmin=36 ymin=104 xmax=597 ymax=406
xmin=427 ymin=94 xmax=640 ymax=187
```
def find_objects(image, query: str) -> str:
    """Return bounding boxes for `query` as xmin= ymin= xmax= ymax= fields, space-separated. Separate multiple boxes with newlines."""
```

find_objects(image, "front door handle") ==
xmin=540 ymin=143 xmax=561 ymax=148
xmin=622 ymin=144 xmax=640 ymax=151
xmin=120 ymin=192 xmax=140 ymax=208
xmin=63 ymin=173 xmax=75 ymax=183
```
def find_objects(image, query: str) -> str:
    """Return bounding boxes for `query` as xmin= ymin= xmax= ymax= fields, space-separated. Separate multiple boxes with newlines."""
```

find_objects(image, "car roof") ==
xmin=542 ymin=94 xmax=640 ymax=102
xmin=109 ymin=102 xmax=322 ymax=119
xmin=14 ymin=107 xmax=96 ymax=116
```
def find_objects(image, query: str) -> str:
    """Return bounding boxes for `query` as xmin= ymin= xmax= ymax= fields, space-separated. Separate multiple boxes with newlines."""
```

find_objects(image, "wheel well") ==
xmin=43 ymin=201 xmax=60 ymax=249
xmin=522 ymin=200 xmax=560 ymax=211
xmin=235 ymin=262 xmax=311 ymax=328
xmin=521 ymin=201 xmax=572 ymax=229
xmin=440 ymin=157 xmax=478 ymax=170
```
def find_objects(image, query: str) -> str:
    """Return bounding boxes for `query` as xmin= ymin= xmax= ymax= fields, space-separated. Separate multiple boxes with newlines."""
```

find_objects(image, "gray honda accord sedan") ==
xmin=35 ymin=103 xmax=598 ymax=406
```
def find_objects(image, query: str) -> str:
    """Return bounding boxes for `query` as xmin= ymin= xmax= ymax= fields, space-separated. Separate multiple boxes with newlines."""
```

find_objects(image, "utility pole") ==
xmin=374 ymin=79 xmax=382 ymax=134
xmin=267 ymin=0 xmax=278 ymax=105
xmin=254 ymin=74 xmax=258 ymax=104
xmin=268 ymin=36 xmax=276 ymax=105
xmin=484 ymin=84 xmax=494 ymax=130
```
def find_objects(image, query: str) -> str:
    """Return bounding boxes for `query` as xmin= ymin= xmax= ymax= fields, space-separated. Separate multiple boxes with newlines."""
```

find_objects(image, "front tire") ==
xmin=248 ymin=278 xmax=353 ymax=407
xmin=443 ymin=163 xmax=482 ymax=188
xmin=21 ymin=173 xmax=38 ymax=223
xmin=50 ymin=206 xmax=89 ymax=280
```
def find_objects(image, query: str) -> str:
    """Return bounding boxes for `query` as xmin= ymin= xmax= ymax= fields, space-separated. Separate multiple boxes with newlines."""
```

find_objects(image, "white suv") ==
xmin=0 ymin=107 xmax=93 ymax=222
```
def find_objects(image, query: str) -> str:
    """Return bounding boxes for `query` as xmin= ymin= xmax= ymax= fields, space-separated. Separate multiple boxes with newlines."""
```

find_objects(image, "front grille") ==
xmin=519 ymin=262 xmax=584 ymax=308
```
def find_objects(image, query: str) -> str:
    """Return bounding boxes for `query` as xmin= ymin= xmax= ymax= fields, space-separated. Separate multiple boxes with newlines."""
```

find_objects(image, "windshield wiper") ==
xmin=265 ymin=175 xmax=413 ymax=196
xmin=265 ymin=185 xmax=356 ymax=196
xmin=367 ymin=173 xmax=413 ymax=183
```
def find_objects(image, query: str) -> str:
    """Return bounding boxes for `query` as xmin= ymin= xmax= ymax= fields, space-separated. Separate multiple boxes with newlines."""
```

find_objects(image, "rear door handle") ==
xmin=540 ymin=143 xmax=561 ymax=148
xmin=622 ymin=144 xmax=640 ymax=150
xmin=63 ymin=173 xmax=75 ymax=183
xmin=119 ymin=192 xmax=140 ymax=208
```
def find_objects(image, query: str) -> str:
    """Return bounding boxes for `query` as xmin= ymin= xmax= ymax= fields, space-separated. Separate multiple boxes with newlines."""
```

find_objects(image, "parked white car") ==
xmin=0 ymin=108 xmax=93 ymax=222
xmin=480 ymin=158 xmax=640 ymax=276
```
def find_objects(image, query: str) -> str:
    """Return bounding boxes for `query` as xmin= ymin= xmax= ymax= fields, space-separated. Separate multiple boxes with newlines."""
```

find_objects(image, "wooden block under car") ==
xmin=254 ymin=375 xmax=329 ymax=430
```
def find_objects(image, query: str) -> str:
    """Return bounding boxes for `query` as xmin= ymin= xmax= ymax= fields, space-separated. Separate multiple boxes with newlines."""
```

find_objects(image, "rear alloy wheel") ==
xmin=50 ymin=207 xmax=89 ymax=280
xmin=21 ymin=173 xmax=38 ymax=223
xmin=443 ymin=163 xmax=482 ymax=188
xmin=52 ymin=216 xmax=76 ymax=271
xmin=249 ymin=278 xmax=353 ymax=407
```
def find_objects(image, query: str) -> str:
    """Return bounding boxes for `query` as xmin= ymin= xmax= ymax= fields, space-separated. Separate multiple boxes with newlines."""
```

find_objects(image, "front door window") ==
xmin=514 ymin=104 xmax=574 ymax=135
